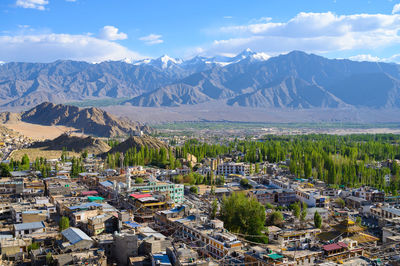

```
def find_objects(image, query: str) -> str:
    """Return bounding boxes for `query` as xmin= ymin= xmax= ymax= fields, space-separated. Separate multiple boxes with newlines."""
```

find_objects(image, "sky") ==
xmin=1 ymin=0 xmax=400 ymax=63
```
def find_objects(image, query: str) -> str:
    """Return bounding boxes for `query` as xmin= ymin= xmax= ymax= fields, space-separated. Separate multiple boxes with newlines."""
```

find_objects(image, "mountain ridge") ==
xmin=1 ymin=50 xmax=400 ymax=109
xmin=0 ymin=102 xmax=151 ymax=138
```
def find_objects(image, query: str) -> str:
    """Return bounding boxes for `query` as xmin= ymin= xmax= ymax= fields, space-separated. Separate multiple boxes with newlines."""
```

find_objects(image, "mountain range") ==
xmin=1 ymin=50 xmax=400 ymax=109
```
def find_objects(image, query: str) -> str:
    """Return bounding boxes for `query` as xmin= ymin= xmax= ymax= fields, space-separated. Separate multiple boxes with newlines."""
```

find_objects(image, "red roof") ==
xmin=130 ymin=193 xmax=152 ymax=199
xmin=323 ymin=242 xmax=347 ymax=252
xmin=81 ymin=191 xmax=98 ymax=196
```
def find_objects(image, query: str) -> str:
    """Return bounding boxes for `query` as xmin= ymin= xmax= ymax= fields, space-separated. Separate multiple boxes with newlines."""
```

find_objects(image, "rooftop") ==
xmin=322 ymin=242 xmax=347 ymax=252
xmin=14 ymin=221 xmax=45 ymax=231
xmin=62 ymin=227 xmax=92 ymax=245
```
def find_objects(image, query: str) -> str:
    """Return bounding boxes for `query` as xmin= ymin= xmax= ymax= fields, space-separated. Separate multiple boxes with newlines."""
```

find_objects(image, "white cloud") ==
xmin=392 ymin=3 xmax=400 ymax=14
xmin=16 ymin=0 xmax=49 ymax=10
xmin=349 ymin=54 xmax=381 ymax=62
xmin=203 ymin=11 xmax=400 ymax=56
xmin=348 ymin=53 xmax=400 ymax=64
xmin=0 ymin=33 xmax=143 ymax=63
xmin=139 ymin=34 xmax=163 ymax=45
xmin=98 ymin=26 xmax=127 ymax=41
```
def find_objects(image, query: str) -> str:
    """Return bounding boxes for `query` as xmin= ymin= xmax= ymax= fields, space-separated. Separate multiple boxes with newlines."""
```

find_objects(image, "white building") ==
xmin=216 ymin=162 xmax=250 ymax=176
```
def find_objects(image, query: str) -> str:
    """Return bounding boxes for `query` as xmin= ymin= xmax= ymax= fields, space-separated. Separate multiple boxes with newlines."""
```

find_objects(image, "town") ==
xmin=0 ymin=132 xmax=397 ymax=266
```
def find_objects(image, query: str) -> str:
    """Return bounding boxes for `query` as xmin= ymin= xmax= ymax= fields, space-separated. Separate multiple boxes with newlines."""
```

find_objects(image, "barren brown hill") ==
xmin=18 ymin=102 xmax=151 ymax=137
xmin=105 ymin=135 xmax=168 ymax=155
xmin=30 ymin=133 xmax=111 ymax=154
xmin=0 ymin=112 xmax=21 ymax=124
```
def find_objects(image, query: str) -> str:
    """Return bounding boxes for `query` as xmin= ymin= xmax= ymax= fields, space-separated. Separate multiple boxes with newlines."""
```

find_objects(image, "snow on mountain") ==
xmin=129 ymin=49 xmax=270 ymax=69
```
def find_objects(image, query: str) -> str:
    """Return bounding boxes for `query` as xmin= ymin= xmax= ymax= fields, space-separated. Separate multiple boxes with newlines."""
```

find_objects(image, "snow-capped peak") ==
xmin=153 ymin=55 xmax=183 ymax=69
xmin=127 ymin=49 xmax=269 ymax=68
xmin=250 ymin=52 xmax=270 ymax=61
xmin=121 ymin=57 xmax=134 ymax=64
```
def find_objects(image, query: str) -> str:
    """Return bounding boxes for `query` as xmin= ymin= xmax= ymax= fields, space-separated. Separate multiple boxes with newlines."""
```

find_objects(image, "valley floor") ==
xmin=102 ymin=103 xmax=400 ymax=124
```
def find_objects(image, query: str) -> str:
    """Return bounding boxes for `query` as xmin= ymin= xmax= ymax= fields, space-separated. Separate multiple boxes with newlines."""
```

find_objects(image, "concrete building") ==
xmin=129 ymin=182 xmax=184 ymax=203
xmin=277 ymin=229 xmax=321 ymax=249
xmin=216 ymin=162 xmax=250 ymax=176
xmin=13 ymin=221 xmax=46 ymax=237
xmin=61 ymin=227 xmax=93 ymax=251
xmin=295 ymin=187 xmax=327 ymax=207
xmin=249 ymin=188 xmax=296 ymax=206
xmin=0 ymin=238 xmax=31 ymax=259
xmin=113 ymin=232 xmax=139 ymax=266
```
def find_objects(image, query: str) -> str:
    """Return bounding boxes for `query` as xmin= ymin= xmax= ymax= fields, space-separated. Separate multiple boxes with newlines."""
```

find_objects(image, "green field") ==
xmin=66 ymin=98 xmax=130 ymax=107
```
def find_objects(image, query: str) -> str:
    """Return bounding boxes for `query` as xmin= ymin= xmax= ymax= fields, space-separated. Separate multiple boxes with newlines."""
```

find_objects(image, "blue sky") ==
xmin=1 ymin=0 xmax=400 ymax=63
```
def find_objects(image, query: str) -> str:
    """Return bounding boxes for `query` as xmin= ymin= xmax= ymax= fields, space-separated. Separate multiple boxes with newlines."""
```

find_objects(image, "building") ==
xmin=129 ymin=182 xmax=184 ymax=203
xmin=129 ymin=193 xmax=173 ymax=222
xmin=13 ymin=221 xmax=46 ymax=237
xmin=61 ymin=227 xmax=94 ymax=251
xmin=249 ymin=188 xmax=296 ymax=206
xmin=353 ymin=187 xmax=385 ymax=203
xmin=345 ymin=196 xmax=370 ymax=209
xmin=113 ymin=232 xmax=139 ymax=266
xmin=322 ymin=240 xmax=363 ymax=262
xmin=216 ymin=162 xmax=250 ymax=176
xmin=175 ymin=217 xmax=242 ymax=260
xmin=0 ymin=238 xmax=31 ymax=259
xmin=277 ymin=229 xmax=321 ymax=248
xmin=87 ymin=213 xmax=118 ymax=236
xmin=166 ymin=243 xmax=210 ymax=266
xmin=295 ymin=187 xmax=327 ymax=207
xmin=244 ymin=246 xmax=288 ymax=265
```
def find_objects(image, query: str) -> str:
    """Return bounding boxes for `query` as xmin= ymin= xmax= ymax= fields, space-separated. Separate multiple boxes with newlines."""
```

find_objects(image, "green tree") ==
xmin=211 ymin=199 xmax=218 ymax=219
xmin=81 ymin=150 xmax=88 ymax=159
xmin=135 ymin=177 xmax=144 ymax=184
xmin=265 ymin=203 xmax=275 ymax=210
xmin=189 ymin=186 xmax=198 ymax=194
xmin=59 ymin=216 xmax=70 ymax=231
xmin=240 ymin=178 xmax=252 ymax=189
xmin=292 ymin=202 xmax=301 ymax=219
xmin=21 ymin=154 xmax=30 ymax=170
xmin=300 ymin=209 xmax=307 ymax=222
xmin=210 ymin=185 xmax=215 ymax=195
xmin=46 ymin=252 xmax=53 ymax=265
xmin=255 ymin=163 xmax=260 ymax=174
xmin=335 ymin=198 xmax=345 ymax=208
xmin=0 ymin=163 xmax=11 ymax=177
xmin=356 ymin=216 xmax=362 ymax=226
xmin=220 ymin=193 xmax=268 ymax=243
xmin=314 ymin=211 xmax=322 ymax=228
xmin=27 ymin=242 xmax=40 ymax=252
xmin=268 ymin=211 xmax=284 ymax=226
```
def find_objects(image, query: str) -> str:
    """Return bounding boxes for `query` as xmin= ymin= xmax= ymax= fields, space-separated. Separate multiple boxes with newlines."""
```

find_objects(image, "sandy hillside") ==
xmin=2 ymin=122 xmax=81 ymax=140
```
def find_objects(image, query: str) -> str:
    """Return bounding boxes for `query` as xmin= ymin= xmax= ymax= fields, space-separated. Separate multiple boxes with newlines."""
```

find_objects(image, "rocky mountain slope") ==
xmin=30 ymin=134 xmax=111 ymax=154
xmin=127 ymin=51 xmax=400 ymax=108
xmin=0 ymin=102 xmax=150 ymax=137
xmin=1 ymin=50 xmax=400 ymax=109
xmin=105 ymin=135 xmax=168 ymax=155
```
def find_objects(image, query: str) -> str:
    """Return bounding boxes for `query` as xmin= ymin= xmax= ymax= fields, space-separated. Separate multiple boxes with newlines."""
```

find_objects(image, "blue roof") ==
xmin=124 ymin=221 xmax=142 ymax=228
xmin=99 ymin=180 xmax=113 ymax=187
xmin=14 ymin=221 xmax=45 ymax=231
xmin=69 ymin=202 xmax=102 ymax=210
xmin=176 ymin=215 xmax=196 ymax=223
xmin=62 ymin=227 xmax=92 ymax=244
xmin=22 ymin=210 xmax=42 ymax=214
xmin=163 ymin=206 xmax=184 ymax=214
xmin=152 ymin=253 xmax=171 ymax=265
